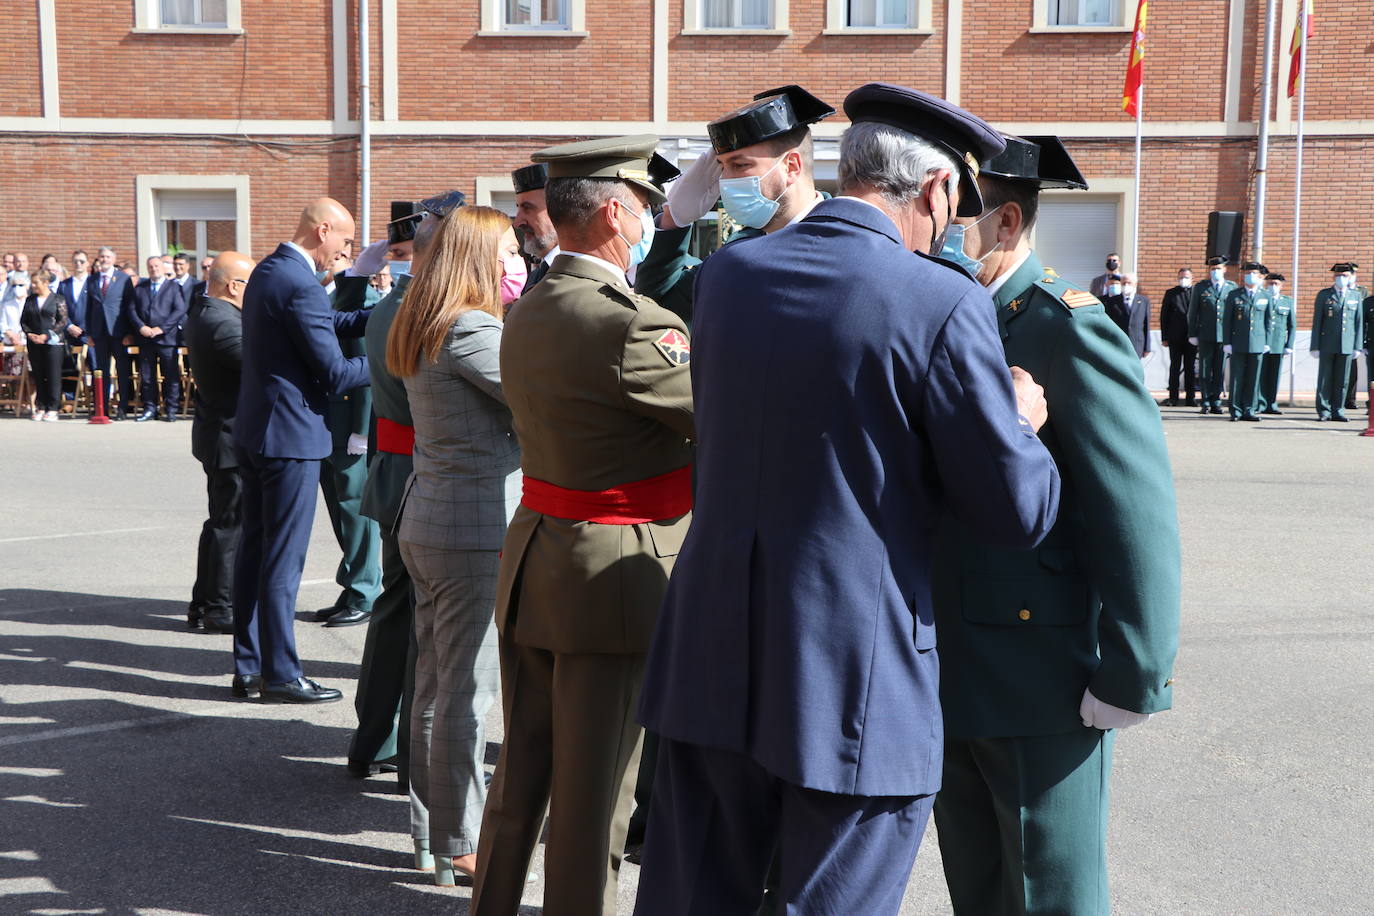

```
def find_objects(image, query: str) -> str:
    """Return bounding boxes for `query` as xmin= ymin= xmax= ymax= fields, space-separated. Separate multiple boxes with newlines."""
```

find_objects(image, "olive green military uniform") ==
xmin=1258 ymin=293 xmax=1296 ymax=413
xmin=472 ymin=255 xmax=694 ymax=916
xmin=1222 ymin=286 xmax=1273 ymax=420
xmin=1187 ymin=277 xmax=1237 ymax=412
xmin=338 ymin=272 xmax=416 ymax=774
xmin=932 ymin=253 xmax=1181 ymax=916
xmin=1311 ymin=285 xmax=1364 ymax=420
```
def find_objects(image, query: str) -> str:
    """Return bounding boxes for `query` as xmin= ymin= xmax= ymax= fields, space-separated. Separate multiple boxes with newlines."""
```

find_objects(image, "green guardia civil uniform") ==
xmin=1311 ymin=285 xmax=1364 ymax=420
xmin=633 ymin=221 xmax=761 ymax=325
xmin=319 ymin=285 xmax=382 ymax=615
xmin=932 ymin=252 xmax=1181 ymax=916
xmin=1222 ymin=286 xmax=1273 ymax=420
xmin=1187 ymin=277 xmax=1237 ymax=411
xmin=1258 ymin=293 xmax=1296 ymax=413
xmin=1364 ymin=294 xmax=1374 ymax=387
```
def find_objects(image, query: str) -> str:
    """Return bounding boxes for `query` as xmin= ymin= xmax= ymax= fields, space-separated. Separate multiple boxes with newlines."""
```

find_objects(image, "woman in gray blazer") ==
xmin=388 ymin=206 xmax=525 ymax=885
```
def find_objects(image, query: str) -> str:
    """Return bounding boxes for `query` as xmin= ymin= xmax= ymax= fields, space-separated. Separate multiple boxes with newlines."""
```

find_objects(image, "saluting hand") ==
xmin=1009 ymin=366 xmax=1049 ymax=433
xmin=663 ymin=153 xmax=723 ymax=229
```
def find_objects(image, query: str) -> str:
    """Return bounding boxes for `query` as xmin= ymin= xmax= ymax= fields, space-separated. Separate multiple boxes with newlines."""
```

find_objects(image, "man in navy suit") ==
xmin=86 ymin=246 xmax=136 ymax=419
xmin=58 ymin=250 xmax=95 ymax=402
xmin=634 ymin=84 xmax=1061 ymax=914
xmin=231 ymin=197 xmax=370 ymax=704
xmin=127 ymin=255 xmax=190 ymax=421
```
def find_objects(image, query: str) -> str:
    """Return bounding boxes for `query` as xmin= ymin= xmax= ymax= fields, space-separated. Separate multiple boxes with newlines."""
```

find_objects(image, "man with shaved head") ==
xmin=231 ymin=198 xmax=371 ymax=704
xmin=185 ymin=251 xmax=256 ymax=634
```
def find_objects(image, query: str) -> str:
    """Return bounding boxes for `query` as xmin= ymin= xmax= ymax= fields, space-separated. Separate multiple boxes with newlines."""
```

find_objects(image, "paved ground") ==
xmin=1 ymin=406 xmax=1371 ymax=915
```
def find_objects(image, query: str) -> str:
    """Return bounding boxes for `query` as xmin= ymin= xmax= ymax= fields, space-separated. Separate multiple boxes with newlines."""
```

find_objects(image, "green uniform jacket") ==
xmin=1222 ymin=287 xmax=1273 ymax=354
xmin=328 ymin=280 xmax=374 ymax=451
xmin=497 ymin=255 xmax=695 ymax=655
xmin=1187 ymin=278 xmax=1238 ymax=342
xmin=1312 ymin=286 xmax=1364 ymax=355
xmin=336 ymin=274 xmax=413 ymax=528
xmin=1266 ymin=294 xmax=1297 ymax=352
xmin=932 ymin=252 xmax=1181 ymax=739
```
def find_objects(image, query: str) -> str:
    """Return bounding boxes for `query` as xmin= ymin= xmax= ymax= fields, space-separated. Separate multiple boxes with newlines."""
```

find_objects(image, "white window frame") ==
xmin=135 ymin=175 xmax=251 ymax=270
xmin=683 ymin=0 xmax=790 ymax=34
xmin=1031 ymin=0 xmax=1130 ymax=32
xmin=824 ymin=0 xmax=932 ymax=34
xmin=479 ymin=0 xmax=587 ymax=36
xmin=133 ymin=0 xmax=243 ymax=34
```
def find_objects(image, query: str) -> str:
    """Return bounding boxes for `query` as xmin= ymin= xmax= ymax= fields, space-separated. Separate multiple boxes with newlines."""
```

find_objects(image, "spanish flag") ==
xmin=1288 ymin=0 xmax=1314 ymax=99
xmin=1121 ymin=0 xmax=1148 ymax=116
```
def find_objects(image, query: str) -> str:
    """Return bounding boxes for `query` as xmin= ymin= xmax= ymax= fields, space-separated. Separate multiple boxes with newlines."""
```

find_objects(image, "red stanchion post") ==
xmin=88 ymin=370 xmax=112 ymax=425
xmin=1362 ymin=384 xmax=1374 ymax=437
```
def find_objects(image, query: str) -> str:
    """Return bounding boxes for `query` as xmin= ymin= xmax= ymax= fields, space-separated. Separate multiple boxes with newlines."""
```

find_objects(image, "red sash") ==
xmin=521 ymin=465 xmax=692 ymax=525
xmin=376 ymin=416 xmax=415 ymax=455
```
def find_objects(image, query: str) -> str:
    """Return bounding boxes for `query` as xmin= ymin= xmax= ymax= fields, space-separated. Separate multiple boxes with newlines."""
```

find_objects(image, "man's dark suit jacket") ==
xmin=86 ymin=270 xmax=133 ymax=341
xmin=1104 ymin=292 xmax=1152 ymax=357
xmin=234 ymin=243 xmax=370 ymax=460
xmin=125 ymin=278 xmax=190 ymax=347
xmin=57 ymin=275 xmax=94 ymax=349
xmin=185 ymin=296 xmax=243 ymax=470
xmin=1159 ymin=285 xmax=1192 ymax=345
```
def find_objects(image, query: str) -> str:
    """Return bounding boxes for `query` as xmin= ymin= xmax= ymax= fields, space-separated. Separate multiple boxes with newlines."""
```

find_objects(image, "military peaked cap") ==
xmin=512 ymin=163 xmax=548 ymax=194
xmin=533 ymin=134 xmax=680 ymax=205
xmin=843 ymin=82 xmax=1006 ymax=217
xmin=707 ymin=85 xmax=836 ymax=155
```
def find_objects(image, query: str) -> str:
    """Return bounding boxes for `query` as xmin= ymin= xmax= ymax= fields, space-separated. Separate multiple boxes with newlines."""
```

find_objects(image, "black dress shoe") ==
xmin=232 ymin=673 xmax=263 ymax=698
xmin=135 ymin=408 xmax=158 ymax=422
xmin=202 ymin=610 xmax=234 ymax=634
xmin=1240 ymin=415 xmax=1260 ymax=422
xmin=1209 ymin=406 xmax=1224 ymax=415
xmin=1262 ymin=408 xmax=1282 ymax=415
xmin=187 ymin=604 xmax=204 ymax=629
xmin=162 ymin=413 xmax=178 ymax=422
xmin=1333 ymin=415 xmax=1350 ymax=422
xmin=111 ymin=408 xmax=127 ymax=421
xmin=324 ymin=607 xmax=371 ymax=628
xmin=261 ymin=676 xmax=342 ymax=704
xmin=347 ymin=756 xmax=400 ymax=778
xmin=1185 ymin=399 xmax=1198 ymax=407
xmin=313 ymin=605 xmax=344 ymax=622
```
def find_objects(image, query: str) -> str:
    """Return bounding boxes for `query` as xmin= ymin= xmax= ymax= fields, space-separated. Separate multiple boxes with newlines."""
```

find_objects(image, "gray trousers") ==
xmin=401 ymin=541 xmax=501 ymax=857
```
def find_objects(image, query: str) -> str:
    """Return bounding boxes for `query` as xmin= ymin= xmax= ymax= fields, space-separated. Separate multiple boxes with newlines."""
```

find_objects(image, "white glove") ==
xmin=347 ymin=239 xmax=389 ymax=277
xmin=1188 ymin=337 xmax=1199 ymax=346
xmin=1310 ymin=350 xmax=1320 ymax=358
xmin=663 ymin=154 xmax=723 ymax=229
xmin=1263 ymin=345 xmax=1271 ymax=352
xmin=1222 ymin=344 xmax=1232 ymax=355
xmin=1080 ymin=689 xmax=1151 ymax=730
xmin=346 ymin=433 xmax=368 ymax=456
xmin=1284 ymin=348 xmax=1293 ymax=355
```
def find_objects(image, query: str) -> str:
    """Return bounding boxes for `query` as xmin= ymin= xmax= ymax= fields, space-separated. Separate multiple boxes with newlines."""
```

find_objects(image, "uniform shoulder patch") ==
xmin=653 ymin=328 xmax=691 ymax=366
xmin=1061 ymin=289 xmax=1101 ymax=309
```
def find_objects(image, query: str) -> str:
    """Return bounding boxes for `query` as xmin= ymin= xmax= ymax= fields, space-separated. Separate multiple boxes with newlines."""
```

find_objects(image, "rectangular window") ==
xmin=1048 ymin=0 xmax=1117 ymax=26
xmin=1034 ymin=196 xmax=1121 ymax=291
xmin=161 ymin=0 xmax=228 ymax=27
xmin=848 ymin=0 xmax=914 ymax=28
xmin=504 ymin=0 xmax=569 ymax=29
xmin=701 ymin=0 xmax=772 ymax=29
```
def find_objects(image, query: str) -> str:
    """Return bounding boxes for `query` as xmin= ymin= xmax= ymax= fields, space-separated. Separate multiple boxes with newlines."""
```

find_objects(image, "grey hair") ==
xmin=837 ymin=121 xmax=959 ymax=208
xmin=544 ymin=177 xmax=640 ymax=228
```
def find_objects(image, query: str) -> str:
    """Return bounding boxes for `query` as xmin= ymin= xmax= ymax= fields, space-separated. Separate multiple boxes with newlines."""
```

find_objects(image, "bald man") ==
xmin=186 ymin=251 xmax=255 ymax=634
xmin=232 ymin=199 xmax=372 ymax=704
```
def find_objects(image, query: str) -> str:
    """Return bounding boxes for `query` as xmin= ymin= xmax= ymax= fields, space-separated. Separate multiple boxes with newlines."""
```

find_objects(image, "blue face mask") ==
xmin=718 ymin=157 xmax=787 ymax=230
xmin=389 ymin=260 xmax=411 ymax=277
xmin=617 ymin=202 xmax=656 ymax=269
xmin=1107 ymin=283 xmax=1123 ymax=297
xmin=937 ymin=208 xmax=1001 ymax=280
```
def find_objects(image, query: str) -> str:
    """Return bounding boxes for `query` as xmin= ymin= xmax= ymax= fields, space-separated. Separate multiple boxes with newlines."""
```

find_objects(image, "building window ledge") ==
xmin=129 ymin=26 xmax=243 ymax=36
xmin=474 ymin=29 xmax=589 ymax=38
xmin=680 ymin=28 xmax=791 ymax=36
xmin=1026 ymin=25 xmax=1131 ymax=34
xmin=821 ymin=27 xmax=934 ymax=35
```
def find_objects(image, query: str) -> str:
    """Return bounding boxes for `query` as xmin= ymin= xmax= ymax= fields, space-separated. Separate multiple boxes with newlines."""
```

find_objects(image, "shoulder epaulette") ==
xmin=1031 ymin=270 xmax=1100 ymax=311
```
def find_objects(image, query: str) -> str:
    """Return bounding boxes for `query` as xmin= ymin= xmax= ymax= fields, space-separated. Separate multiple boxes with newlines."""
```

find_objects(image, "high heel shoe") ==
xmin=413 ymin=838 xmax=433 ymax=871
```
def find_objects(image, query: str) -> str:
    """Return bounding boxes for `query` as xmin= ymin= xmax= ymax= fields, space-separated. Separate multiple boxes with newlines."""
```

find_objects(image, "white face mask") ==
xmin=1107 ymin=283 xmax=1123 ymax=297
xmin=1244 ymin=272 xmax=1262 ymax=287
xmin=1122 ymin=285 xmax=1136 ymax=298
xmin=1178 ymin=276 xmax=1193 ymax=288
xmin=1335 ymin=275 xmax=1351 ymax=290
xmin=1267 ymin=284 xmax=1281 ymax=297
xmin=1210 ymin=268 xmax=1225 ymax=284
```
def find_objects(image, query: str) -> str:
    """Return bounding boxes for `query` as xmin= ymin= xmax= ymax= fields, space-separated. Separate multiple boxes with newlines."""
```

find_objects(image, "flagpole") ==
xmin=1288 ymin=7 xmax=1309 ymax=407
xmin=1132 ymin=83 xmax=1143 ymax=275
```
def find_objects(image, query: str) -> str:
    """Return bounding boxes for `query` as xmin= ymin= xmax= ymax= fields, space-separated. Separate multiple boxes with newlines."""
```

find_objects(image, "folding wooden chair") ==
xmin=0 ymin=343 xmax=31 ymax=416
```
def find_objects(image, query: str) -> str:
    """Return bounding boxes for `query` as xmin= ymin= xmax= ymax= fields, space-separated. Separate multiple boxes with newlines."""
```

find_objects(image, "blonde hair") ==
xmin=387 ymin=205 xmax=508 ymax=377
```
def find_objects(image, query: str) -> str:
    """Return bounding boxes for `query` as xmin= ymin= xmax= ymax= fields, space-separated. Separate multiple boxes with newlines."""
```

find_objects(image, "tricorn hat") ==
xmin=707 ymin=85 xmax=836 ymax=155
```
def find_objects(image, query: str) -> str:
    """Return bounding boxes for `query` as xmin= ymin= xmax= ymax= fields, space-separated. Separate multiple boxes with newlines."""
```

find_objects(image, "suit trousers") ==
xmin=1228 ymin=353 xmax=1262 ymax=419
xmin=1196 ymin=341 xmax=1225 ymax=409
xmin=934 ymin=729 xmax=1115 ymax=916
xmin=1345 ymin=358 xmax=1361 ymax=408
xmin=472 ymin=643 xmax=645 ymax=916
xmin=348 ymin=526 xmax=417 ymax=770
xmin=191 ymin=463 xmax=242 ymax=616
xmin=633 ymin=738 xmax=933 ymax=916
xmin=138 ymin=343 xmax=182 ymax=413
xmin=1165 ymin=341 xmax=1197 ymax=402
xmin=1258 ymin=352 xmax=1285 ymax=412
xmin=232 ymin=450 xmax=320 ymax=682
xmin=27 ymin=344 xmax=63 ymax=411
xmin=90 ymin=335 xmax=136 ymax=412
xmin=1315 ymin=353 xmax=1354 ymax=419
xmin=320 ymin=449 xmax=382 ymax=612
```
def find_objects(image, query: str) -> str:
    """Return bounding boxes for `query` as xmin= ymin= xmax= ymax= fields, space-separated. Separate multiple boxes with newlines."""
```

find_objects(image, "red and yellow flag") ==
xmin=1288 ymin=0 xmax=1314 ymax=99
xmin=1121 ymin=0 xmax=1148 ymax=116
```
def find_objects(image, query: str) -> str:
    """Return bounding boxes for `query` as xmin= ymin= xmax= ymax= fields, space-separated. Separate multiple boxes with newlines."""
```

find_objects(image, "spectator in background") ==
xmin=2 ymin=253 xmax=14 ymax=274
xmin=1 ymin=271 xmax=25 ymax=376
xmin=59 ymin=250 xmax=94 ymax=354
xmin=1159 ymin=268 xmax=1198 ymax=406
xmin=370 ymin=263 xmax=392 ymax=297
xmin=40 ymin=253 xmax=66 ymax=283
xmin=126 ymin=254 xmax=189 ymax=422
xmin=89 ymin=248 xmax=138 ymax=419
xmin=12 ymin=252 xmax=30 ymax=280
xmin=117 ymin=261 xmax=139 ymax=284
xmin=193 ymin=255 xmax=215 ymax=301
xmin=171 ymin=253 xmax=196 ymax=308
xmin=1106 ymin=271 xmax=1152 ymax=359
xmin=1090 ymin=252 xmax=1123 ymax=298
xmin=20 ymin=269 xmax=68 ymax=421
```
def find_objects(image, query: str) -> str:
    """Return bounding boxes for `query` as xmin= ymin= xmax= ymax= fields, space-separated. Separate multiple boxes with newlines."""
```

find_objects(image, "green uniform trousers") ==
xmin=347 ymin=526 xmax=416 ymax=770
xmin=1228 ymin=352 xmax=1262 ymax=419
xmin=1315 ymin=353 xmax=1354 ymax=419
xmin=935 ymin=729 xmax=1115 ymax=916
xmin=1257 ymin=352 xmax=1286 ymax=412
xmin=320 ymin=449 xmax=382 ymax=612
xmin=1196 ymin=341 xmax=1226 ymax=409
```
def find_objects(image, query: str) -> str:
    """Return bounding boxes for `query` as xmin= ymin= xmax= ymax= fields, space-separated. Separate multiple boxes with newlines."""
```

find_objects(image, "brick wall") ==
xmin=0 ymin=2 xmax=43 ymax=117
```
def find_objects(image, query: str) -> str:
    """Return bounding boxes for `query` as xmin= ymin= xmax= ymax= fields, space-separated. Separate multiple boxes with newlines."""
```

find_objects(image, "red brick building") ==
xmin=2 ymin=0 xmax=1371 ymax=318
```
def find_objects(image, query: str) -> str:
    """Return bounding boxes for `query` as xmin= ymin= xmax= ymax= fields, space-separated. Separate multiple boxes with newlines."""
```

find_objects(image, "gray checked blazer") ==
xmin=398 ymin=309 xmax=522 ymax=551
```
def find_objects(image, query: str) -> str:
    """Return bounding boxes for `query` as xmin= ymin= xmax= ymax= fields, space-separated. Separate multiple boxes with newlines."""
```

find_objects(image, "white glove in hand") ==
xmin=1188 ymin=337 xmax=1199 ymax=346
xmin=346 ymin=433 xmax=368 ymax=456
xmin=348 ymin=239 xmax=390 ymax=277
xmin=1080 ymin=688 xmax=1151 ymax=730
xmin=1310 ymin=350 xmax=1320 ymax=359
xmin=1222 ymin=344 xmax=1232 ymax=355
xmin=1263 ymin=345 xmax=1271 ymax=352
xmin=663 ymin=154 xmax=723 ymax=229
xmin=1284 ymin=348 xmax=1293 ymax=355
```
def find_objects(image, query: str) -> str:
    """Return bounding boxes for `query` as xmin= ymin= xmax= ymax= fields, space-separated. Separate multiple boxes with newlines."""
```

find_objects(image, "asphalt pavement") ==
xmin=0 ymin=404 xmax=1371 ymax=915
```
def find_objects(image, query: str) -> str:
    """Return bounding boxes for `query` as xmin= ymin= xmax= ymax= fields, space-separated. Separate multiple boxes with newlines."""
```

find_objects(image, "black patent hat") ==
xmin=1242 ymin=261 xmax=1267 ymax=273
xmin=979 ymin=136 xmax=1089 ymax=191
xmin=1266 ymin=273 xmax=1286 ymax=282
xmin=387 ymin=200 xmax=422 ymax=244
xmin=708 ymin=85 xmax=836 ymax=155
xmin=512 ymin=163 xmax=548 ymax=194
xmin=419 ymin=190 xmax=467 ymax=218
xmin=1206 ymin=256 xmax=1230 ymax=267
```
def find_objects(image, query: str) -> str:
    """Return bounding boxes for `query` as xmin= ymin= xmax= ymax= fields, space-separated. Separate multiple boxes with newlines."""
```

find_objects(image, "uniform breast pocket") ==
xmin=960 ymin=573 xmax=1091 ymax=627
